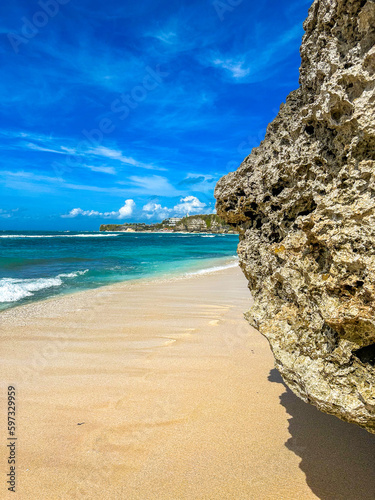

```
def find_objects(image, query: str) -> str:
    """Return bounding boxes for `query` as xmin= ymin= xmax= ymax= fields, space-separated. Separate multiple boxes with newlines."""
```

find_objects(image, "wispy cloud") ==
xmin=86 ymin=146 xmax=165 ymax=171
xmin=211 ymin=58 xmax=251 ymax=79
xmin=125 ymin=175 xmax=180 ymax=196
xmin=0 ymin=170 xmax=180 ymax=198
xmin=0 ymin=170 xmax=126 ymax=195
xmin=178 ymin=174 xmax=217 ymax=193
xmin=203 ymin=22 xmax=304 ymax=83
xmin=151 ymin=30 xmax=178 ymax=45
xmin=1 ymin=171 xmax=64 ymax=183
xmin=0 ymin=132 xmax=167 ymax=176
xmin=85 ymin=165 xmax=116 ymax=175
xmin=0 ymin=208 xmax=19 ymax=218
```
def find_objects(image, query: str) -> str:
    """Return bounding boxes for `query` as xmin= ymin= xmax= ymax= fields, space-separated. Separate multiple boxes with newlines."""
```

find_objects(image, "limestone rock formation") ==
xmin=215 ymin=0 xmax=375 ymax=432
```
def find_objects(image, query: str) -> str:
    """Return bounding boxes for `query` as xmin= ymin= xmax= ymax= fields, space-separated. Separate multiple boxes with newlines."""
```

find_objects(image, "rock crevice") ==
xmin=215 ymin=0 xmax=375 ymax=432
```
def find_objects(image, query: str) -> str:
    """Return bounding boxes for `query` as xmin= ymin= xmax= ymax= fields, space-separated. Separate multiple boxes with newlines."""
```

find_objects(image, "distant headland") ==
xmin=100 ymin=214 xmax=236 ymax=234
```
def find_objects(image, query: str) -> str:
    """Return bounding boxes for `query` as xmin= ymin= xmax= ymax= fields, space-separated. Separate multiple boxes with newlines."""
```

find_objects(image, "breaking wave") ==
xmin=0 ymin=234 xmax=119 ymax=239
xmin=0 ymin=270 xmax=89 ymax=303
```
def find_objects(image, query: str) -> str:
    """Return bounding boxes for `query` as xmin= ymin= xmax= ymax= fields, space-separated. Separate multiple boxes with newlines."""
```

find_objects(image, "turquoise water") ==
xmin=0 ymin=231 xmax=239 ymax=311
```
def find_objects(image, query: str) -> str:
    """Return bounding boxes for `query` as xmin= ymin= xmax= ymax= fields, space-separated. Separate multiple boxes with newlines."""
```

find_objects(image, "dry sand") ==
xmin=0 ymin=266 xmax=374 ymax=499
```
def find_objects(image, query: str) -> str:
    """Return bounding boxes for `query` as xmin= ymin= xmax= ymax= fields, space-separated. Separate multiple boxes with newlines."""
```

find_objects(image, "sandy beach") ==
xmin=1 ymin=266 xmax=374 ymax=499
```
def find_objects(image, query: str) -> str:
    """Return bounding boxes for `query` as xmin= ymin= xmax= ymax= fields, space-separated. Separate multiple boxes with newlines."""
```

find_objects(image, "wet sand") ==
xmin=0 ymin=266 xmax=374 ymax=499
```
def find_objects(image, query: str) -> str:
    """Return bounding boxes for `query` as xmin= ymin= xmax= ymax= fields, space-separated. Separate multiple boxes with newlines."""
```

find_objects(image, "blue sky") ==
xmin=0 ymin=0 xmax=311 ymax=230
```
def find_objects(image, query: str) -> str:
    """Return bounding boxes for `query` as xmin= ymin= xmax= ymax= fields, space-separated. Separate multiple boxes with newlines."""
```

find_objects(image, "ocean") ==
xmin=0 ymin=231 xmax=239 ymax=311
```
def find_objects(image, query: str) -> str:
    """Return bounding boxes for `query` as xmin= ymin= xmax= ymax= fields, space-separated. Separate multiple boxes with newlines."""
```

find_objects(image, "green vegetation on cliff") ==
xmin=174 ymin=214 xmax=231 ymax=232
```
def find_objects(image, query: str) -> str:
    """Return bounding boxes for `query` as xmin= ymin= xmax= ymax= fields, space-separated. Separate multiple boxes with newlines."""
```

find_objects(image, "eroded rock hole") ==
xmin=314 ymin=245 xmax=332 ymax=273
xmin=332 ymin=110 xmax=342 ymax=122
xmin=244 ymin=202 xmax=260 ymax=222
xmin=343 ymin=284 xmax=356 ymax=295
xmin=352 ymin=136 xmax=375 ymax=161
xmin=344 ymin=80 xmax=366 ymax=101
xmin=290 ymin=199 xmax=317 ymax=220
xmin=354 ymin=344 xmax=375 ymax=366
xmin=236 ymin=189 xmax=246 ymax=197
xmin=272 ymin=185 xmax=284 ymax=197
xmin=280 ymin=137 xmax=290 ymax=146
xmin=297 ymin=199 xmax=318 ymax=217
xmin=305 ymin=124 xmax=315 ymax=135
xmin=270 ymin=231 xmax=283 ymax=243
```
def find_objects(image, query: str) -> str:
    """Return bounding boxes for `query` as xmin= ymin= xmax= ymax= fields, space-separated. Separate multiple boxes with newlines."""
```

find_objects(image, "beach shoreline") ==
xmin=0 ymin=255 xmax=239 ymax=316
xmin=1 ymin=266 xmax=374 ymax=499
xmin=0 ymin=231 xmax=239 ymax=313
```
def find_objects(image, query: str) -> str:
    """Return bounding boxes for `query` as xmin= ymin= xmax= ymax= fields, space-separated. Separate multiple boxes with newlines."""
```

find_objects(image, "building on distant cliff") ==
xmin=164 ymin=217 xmax=182 ymax=226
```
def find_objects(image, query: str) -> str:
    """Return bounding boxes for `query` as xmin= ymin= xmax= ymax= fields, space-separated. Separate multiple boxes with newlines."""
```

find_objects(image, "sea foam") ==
xmin=0 ymin=234 xmax=119 ymax=238
xmin=184 ymin=258 xmax=239 ymax=277
xmin=0 ymin=270 xmax=89 ymax=303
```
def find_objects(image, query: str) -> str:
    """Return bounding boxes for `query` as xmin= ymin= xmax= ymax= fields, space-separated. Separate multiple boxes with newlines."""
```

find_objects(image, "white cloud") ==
xmin=64 ymin=208 xmax=102 ymax=218
xmin=173 ymin=196 xmax=207 ymax=215
xmin=143 ymin=202 xmax=161 ymax=212
xmin=141 ymin=195 xmax=209 ymax=220
xmin=142 ymin=202 xmax=171 ymax=220
xmin=62 ymin=199 xmax=135 ymax=219
xmin=118 ymin=199 xmax=136 ymax=219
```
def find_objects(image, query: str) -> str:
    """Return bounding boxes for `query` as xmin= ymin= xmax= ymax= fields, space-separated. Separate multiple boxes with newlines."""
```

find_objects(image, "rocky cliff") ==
xmin=215 ymin=0 xmax=375 ymax=433
xmin=174 ymin=214 xmax=234 ymax=233
xmin=100 ymin=214 xmax=235 ymax=233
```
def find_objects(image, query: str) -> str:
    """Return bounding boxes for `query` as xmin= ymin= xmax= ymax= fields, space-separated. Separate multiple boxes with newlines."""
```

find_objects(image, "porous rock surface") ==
xmin=215 ymin=0 xmax=375 ymax=432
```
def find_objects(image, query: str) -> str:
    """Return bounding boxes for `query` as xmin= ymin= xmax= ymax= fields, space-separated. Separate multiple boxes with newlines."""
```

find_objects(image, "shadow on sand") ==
xmin=268 ymin=369 xmax=375 ymax=500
